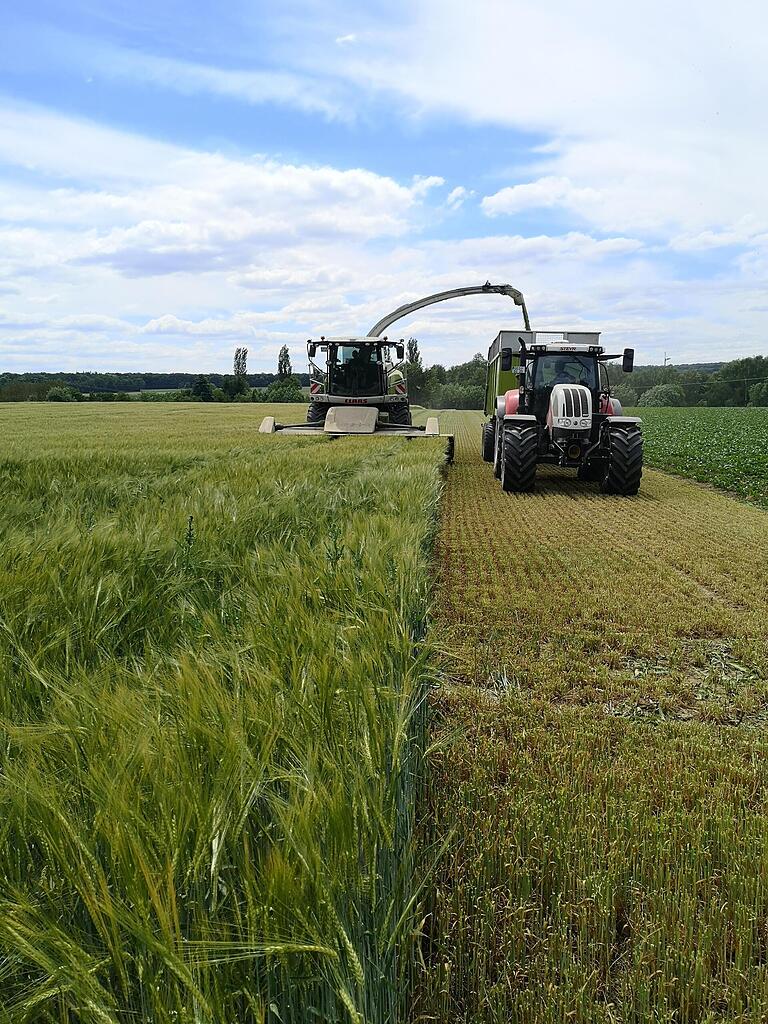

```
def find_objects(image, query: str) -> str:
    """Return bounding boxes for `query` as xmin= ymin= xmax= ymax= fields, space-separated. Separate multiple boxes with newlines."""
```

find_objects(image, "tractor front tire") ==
xmin=601 ymin=426 xmax=643 ymax=495
xmin=387 ymin=403 xmax=412 ymax=426
xmin=306 ymin=402 xmax=327 ymax=425
xmin=501 ymin=425 xmax=538 ymax=493
xmin=482 ymin=421 xmax=495 ymax=463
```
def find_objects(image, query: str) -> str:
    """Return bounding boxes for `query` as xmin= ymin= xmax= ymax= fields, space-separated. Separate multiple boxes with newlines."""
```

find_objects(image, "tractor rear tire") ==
xmin=482 ymin=421 xmax=495 ymax=463
xmin=387 ymin=403 xmax=412 ymax=426
xmin=306 ymin=402 xmax=327 ymax=425
xmin=501 ymin=425 xmax=538 ymax=493
xmin=601 ymin=426 xmax=643 ymax=495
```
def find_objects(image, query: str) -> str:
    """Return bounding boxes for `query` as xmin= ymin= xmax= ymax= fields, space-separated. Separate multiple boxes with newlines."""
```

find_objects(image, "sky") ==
xmin=1 ymin=0 xmax=767 ymax=373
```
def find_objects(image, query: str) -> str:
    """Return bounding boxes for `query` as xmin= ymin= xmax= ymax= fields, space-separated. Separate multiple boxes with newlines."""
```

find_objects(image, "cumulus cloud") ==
xmin=482 ymin=177 xmax=601 ymax=218
xmin=446 ymin=186 xmax=471 ymax=210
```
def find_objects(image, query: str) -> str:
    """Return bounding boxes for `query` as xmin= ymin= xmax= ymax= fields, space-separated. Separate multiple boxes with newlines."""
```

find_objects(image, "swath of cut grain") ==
xmin=415 ymin=409 xmax=768 ymax=1024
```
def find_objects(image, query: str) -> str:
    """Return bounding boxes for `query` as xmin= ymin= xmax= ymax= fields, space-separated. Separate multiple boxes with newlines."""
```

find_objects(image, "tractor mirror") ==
xmin=501 ymin=349 xmax=513 ymax=371
xmin=396 ymin=343 xmax=405 ymax=360
xmin=308 ymin=343 xmax=317 ymax=358
xmin=622 ymin=348 xmax=635 ymax=373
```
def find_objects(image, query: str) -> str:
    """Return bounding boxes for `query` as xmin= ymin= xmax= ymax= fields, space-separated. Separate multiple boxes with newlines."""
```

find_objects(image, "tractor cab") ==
xmin=524 ymin=350 xmax=601 ymax=424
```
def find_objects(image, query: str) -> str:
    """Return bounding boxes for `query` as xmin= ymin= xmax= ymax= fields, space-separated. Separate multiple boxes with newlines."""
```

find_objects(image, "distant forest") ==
xmin=0 ymin=371 xmax=310 ymax=401
xmin=2 ymin=348 xmax=768 ymax=408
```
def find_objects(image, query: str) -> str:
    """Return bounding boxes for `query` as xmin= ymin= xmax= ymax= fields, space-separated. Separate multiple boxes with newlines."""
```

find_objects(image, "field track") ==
xmin=416 ymin=410 xmax=768 ymax=1022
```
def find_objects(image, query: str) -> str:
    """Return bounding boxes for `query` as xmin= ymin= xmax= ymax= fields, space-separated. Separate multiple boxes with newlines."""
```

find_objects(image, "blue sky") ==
xmin=0 ymin=0 xmax=766 ymax=372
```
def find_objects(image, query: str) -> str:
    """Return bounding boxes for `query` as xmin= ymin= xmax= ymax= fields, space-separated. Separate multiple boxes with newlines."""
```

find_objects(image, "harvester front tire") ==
xmin=482 ymin=421 xmax=495 ymax=463
xmin=501 ymin=425 xmax=538 ymax=493
xmin=306 ymin=403 xmax=327 ymax=425
xmin=387 ymin=403 xmax=412 ymax=426
xmin=601 ymin=427 xmax=643 ymax=495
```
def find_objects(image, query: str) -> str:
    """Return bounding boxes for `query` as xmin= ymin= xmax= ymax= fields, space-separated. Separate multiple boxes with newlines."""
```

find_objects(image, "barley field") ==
xmin=415 ymin=411 xmax=768 ymax=1023
xmin=0 ymin=403 xmax=447 ymax=1023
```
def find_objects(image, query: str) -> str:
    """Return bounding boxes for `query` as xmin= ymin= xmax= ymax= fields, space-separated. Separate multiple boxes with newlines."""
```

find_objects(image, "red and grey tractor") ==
xmin=482 ymin=328 xmax=643 ymax=495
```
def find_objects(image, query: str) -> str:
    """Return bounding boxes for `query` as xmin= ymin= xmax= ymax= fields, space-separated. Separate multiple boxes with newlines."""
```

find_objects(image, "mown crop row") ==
xmin=633 ymin=406 xmax=768 ymax=508
xmin=0 ymin=403 xmax=447 ymax=1023
xmin=415 ymin=410 xmax=768 ymax=1023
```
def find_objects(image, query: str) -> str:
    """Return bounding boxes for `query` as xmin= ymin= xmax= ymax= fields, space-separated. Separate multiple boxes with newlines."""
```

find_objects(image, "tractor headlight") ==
xmin=562 ymin=418 xmax=571 ymax=427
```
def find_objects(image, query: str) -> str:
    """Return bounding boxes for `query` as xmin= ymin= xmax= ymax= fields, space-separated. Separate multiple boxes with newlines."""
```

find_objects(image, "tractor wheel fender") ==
xmin=495 ymin=395 xmax=507 ymax=422
xmin=504 ymin=389 xmax=521 ymax=416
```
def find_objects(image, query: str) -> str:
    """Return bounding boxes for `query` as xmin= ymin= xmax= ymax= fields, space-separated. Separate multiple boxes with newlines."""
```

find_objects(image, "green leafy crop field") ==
xmin=633 ymin=406 xmax=768 ymax=508
xmin=0 ymin=403 xmax=447 ymax=1023
xmin=416 ymin=410 xmax=768 ymax=1023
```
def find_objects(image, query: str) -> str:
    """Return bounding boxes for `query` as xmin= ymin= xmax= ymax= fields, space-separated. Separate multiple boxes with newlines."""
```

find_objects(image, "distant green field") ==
xmin=634 ymin=406 xmax=768 ymax=507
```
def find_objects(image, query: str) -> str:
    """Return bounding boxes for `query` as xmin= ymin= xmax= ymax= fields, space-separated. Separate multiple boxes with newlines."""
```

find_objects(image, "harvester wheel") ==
xmin=482 ymin=421 xmax=495 ymax=463
xmin=387 ymin=403 xmax=412 ymax=426
xmin=306 ymin=402 xmax=327 ymax=425
xmin=601 ymin=426 xmax=643 ymax=495
xmin=501 ymin=425 xmax=538 ymax=493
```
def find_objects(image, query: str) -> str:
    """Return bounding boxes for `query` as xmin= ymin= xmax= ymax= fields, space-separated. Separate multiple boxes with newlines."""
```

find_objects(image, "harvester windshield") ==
xmin=328 ymin=342 xmax=384 ymax=398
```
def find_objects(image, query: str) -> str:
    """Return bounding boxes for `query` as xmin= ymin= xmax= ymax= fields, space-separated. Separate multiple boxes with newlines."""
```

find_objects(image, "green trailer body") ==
xmin=484 ymin=331 xmax=524 ymax=416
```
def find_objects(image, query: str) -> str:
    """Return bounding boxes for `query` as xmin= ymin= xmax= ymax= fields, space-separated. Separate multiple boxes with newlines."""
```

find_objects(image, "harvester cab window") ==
xmin=329 ymin=344 xmax=383 ymax=397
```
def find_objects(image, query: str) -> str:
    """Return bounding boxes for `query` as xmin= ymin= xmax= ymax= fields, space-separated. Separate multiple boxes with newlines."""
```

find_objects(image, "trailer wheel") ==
xmin=306 ymin=403 xmax=327 ymax=425
xmin=481 ymin=421 xmax=495 ymax=463
xmin=387 ymin=403 xmax=412 ymax=426
xmin=601 ymin=426 xmax=643 ymax=495
xmin=501 ymin=425 xmax=538 ymax=493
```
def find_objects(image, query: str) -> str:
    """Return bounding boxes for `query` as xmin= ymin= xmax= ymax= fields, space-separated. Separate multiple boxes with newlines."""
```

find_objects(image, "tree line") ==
xmin=0 ymin=346 xmax=309 ymax=404
xmin=4 ymin=341 xmax=768 ymax=408
xmin=403 ymin=341 xmax=768 ymax=409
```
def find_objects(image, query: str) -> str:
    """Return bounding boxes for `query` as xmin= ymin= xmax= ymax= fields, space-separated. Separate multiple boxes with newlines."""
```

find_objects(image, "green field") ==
xmin=0 ymin=403 xmax=446 ymax=1022
xmin=634 ymin=406 xmax=768 ymax=508
xmin=3 ymin=402 xmax=768 ymax=1023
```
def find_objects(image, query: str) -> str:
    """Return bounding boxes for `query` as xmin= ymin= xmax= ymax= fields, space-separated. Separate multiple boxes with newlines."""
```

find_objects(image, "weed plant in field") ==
xmin=0 ymin=403 xmax=446 ymax=1023
xmin=415 ymin=411 xmax=768 ymax=1023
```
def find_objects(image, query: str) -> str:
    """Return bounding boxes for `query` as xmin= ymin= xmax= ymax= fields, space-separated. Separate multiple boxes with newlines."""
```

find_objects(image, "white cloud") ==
xmin=314 ymin=0 xmax=768 ymax=238
xmin=482 ymin=177 xmax=600 ymax=218
xmin=96 ymin=51 xmax=345 ymax=120
xmin=335 ymin=33 xmax=358 ymax=46
xmin=446 ymin=186 xmax=471 ymax=210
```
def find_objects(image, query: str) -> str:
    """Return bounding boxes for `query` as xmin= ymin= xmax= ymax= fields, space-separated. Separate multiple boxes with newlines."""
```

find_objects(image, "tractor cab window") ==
xmin=530 ymin=354 xmax=598 ymax=421
xmin=328 ymin=344 xmax=383 ymax=397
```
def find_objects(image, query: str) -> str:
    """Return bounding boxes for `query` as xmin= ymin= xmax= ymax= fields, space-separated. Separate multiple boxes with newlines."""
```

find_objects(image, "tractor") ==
xmin=482 ymin=329 xmax=643 ymax=495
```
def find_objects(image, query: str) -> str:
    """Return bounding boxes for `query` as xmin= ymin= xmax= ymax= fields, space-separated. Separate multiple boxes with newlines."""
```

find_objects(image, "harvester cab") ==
xmin=482 ymin=330 xmax=643 ymax=495
xmin=305 ymin=337 xmax=411 ymax=426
